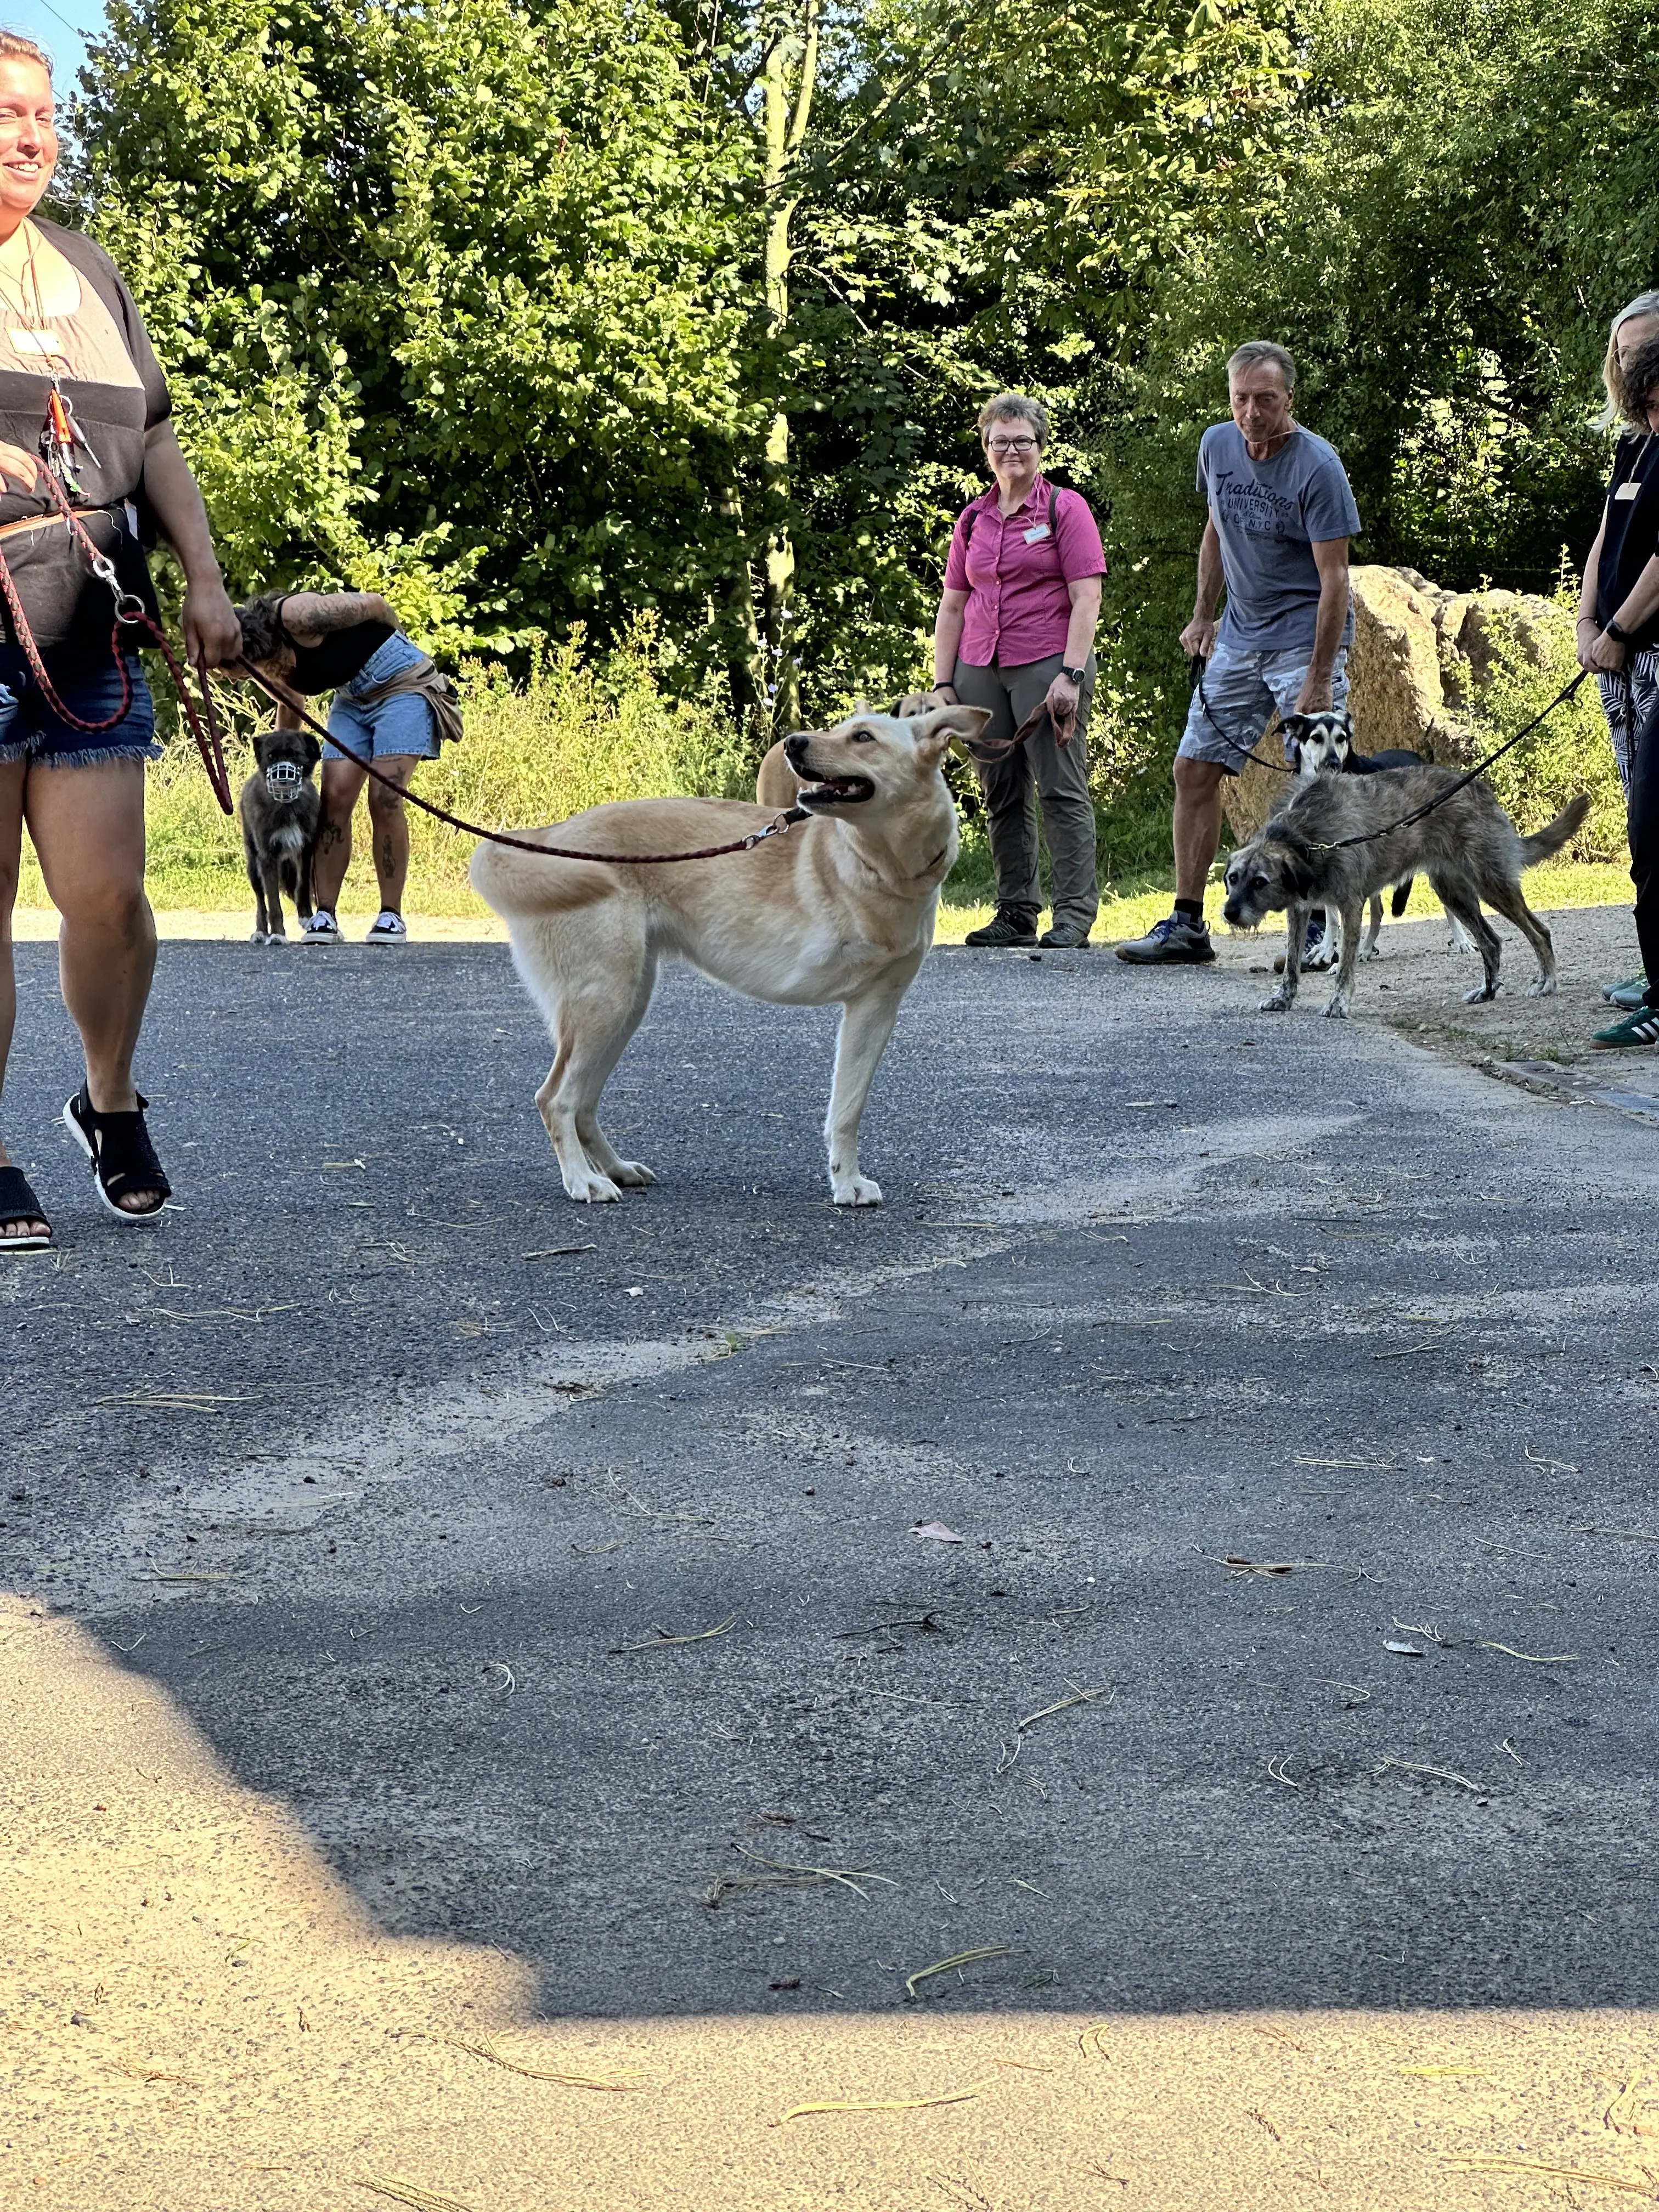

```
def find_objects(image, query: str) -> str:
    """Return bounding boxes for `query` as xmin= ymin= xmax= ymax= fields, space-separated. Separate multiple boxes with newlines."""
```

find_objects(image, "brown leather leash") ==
xmin=239 ymin=662 xmax=811 ymax=864
xmin=0 ymin=484 xmax=808 ymax=864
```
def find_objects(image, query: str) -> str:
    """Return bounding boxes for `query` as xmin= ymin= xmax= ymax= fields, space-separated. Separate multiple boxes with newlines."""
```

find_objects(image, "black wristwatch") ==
xmin=1060 ymin=663 xmax=1087 ymax=685
xmin=1605 ymin=618 xmax=1631 ymax=645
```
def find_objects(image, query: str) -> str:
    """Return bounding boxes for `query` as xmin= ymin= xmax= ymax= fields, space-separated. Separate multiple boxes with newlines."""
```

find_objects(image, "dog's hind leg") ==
xmin=1323 ymin=900 xmax=1366 ymax=1018
xmin=521 ymin=912 xmax=653 ymax=1203
xmin=1479 ymin=878 xmax=1558 ymax=996
xmin=1259 ymin=901 xmax=1308 ymax=1013
xmin=574 ymin=951 xmax=659 ymax=1187
xmin=1359 ymin=893 xmax=1385 ymax=960
xmin=1432 ymin=881 xmax=1502 ymax=1000
xmin=824 ymin=974 xmax=912 ymax=1205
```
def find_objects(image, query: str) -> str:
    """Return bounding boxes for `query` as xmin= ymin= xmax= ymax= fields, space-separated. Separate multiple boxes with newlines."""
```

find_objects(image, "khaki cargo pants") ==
xmin=953 ymin=652 xmax=1098 ymax=934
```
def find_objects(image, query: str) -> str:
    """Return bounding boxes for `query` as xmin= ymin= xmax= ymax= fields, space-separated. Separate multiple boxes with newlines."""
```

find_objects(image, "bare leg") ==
xmin=825 ymin=975 xmax=913 ymax=1205
xmin=1260 ymin=900 xmax=1308 ymax=1012
xmin=1173 ymin=756 xmax=1227 ymax=902
xmin=311 ymin=758 xmax=365 ymax=913
xmin=26 ymin=758 xmax=161 ymax=1210
xmin=0 ymin=756 xmax=48 ymax=1242
xmin=365 ymin=754 xmax=418 ymax=913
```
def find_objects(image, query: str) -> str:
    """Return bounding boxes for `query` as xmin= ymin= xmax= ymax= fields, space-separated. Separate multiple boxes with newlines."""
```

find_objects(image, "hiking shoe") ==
xmin=1039 ymin=923 xmax=1092 ymax=950
xmin=964 ymin=908 xmax=1039 ymax=948
xmin=1115 ymin=913 xmax=1215 ymax=964
xmin=365 ymin=910 xmax=408 ymax=944
xmin=1603 ymin=974 xmax=1650 ymax=1009
xmin=1274 ymin=913 xmax=1335 ymax=974
xmin=298 ymin=910 xmax=341 ymax=945
xmin=1592 ymin=1002 xmax=1659 ymax=1048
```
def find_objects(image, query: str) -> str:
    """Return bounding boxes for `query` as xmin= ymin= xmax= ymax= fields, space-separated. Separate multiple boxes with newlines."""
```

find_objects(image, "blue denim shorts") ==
xmin=0 ymin=645 xmax=159 ymax=769
xmin=323 ymin=632 xmax=439 ymax=764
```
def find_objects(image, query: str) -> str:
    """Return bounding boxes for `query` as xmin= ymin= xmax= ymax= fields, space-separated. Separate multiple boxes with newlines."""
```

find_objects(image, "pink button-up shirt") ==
xmin=943 ymin=477 xmax=1107 ymax=669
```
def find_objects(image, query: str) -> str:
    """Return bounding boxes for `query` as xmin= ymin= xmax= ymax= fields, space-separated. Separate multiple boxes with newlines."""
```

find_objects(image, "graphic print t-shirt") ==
xmin=0 ymin=219 xmax=171 ymax=653
xmin=1198 ymin=422 xmax=1362 ymax=653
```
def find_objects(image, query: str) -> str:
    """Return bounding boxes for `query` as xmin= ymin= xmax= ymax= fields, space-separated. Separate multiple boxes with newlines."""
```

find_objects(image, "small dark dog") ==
xmin=239 ymin=725 xmax=321 ymax=944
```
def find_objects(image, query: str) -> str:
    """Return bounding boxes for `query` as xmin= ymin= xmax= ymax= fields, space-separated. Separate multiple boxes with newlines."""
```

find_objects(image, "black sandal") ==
xmin=0 ymin=1162 xmax=52 ymax=1251
xmin=62 ymin=1087 xmax=172 ymax=1222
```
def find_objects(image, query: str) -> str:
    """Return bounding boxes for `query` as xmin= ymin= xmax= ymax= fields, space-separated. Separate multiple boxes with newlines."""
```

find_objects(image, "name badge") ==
xmin=1615 ymin=480 xmax=1642 ymax=501
xmin=1023 ymin=523 xmax=1052 ymax=544
xmin=7 ymin=328 xmax=58 ymax=357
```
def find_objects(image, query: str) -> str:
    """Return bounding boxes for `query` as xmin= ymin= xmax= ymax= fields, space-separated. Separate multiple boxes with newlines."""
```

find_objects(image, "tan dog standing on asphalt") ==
xmin=472 ymin=702 xmax=989 ymax=1205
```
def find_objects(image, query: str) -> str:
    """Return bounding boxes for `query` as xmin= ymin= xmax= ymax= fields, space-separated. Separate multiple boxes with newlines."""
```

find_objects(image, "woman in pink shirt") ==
xmin=933 ymin=393 xmax=1105 ymax=949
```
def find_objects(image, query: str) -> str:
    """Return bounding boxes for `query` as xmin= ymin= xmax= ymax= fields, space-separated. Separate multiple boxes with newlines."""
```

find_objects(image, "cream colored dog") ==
xmin=471 ymin=702 xmax=989 ymax=1205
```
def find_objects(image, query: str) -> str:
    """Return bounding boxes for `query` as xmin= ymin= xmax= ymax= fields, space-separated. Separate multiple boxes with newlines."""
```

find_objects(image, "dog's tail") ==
xmin=470 ymin=837 xmax=616 ymax=917
xmin=1390 ymin=876 xmax=1413 ymax=918
xmin=1518 ymin=792 xmax=1590 ymax=869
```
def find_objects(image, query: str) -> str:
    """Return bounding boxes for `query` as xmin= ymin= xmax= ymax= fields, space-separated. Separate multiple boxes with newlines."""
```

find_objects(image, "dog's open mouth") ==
xmin=797 ymin=774 xmax=875 ymax=807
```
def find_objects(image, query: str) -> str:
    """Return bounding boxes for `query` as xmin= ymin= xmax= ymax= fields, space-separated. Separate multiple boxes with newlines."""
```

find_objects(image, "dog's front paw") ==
xmin=561 ymin=1166 xmax=623 ymax=1203
xmin=249 ymin=929 xmax=267 ymax=945
xmin=1462 ymin=983 xmax=1499 ymax=1005
xmin=832 ymin=1175 xmax=883 ymax=1208
xmin=1257 ymin=989 xmax=1293 ymax=1014
xmin=609 ymin=1158 xmax=657 ymax=1187
xmin=1525 ymin=976 xmax=1558 ymax=998
xmin=1358 ymin=944 xmax=1382 ymax=962
xmin=265 ymin=932 xmax=288 ymax=948
xmin=1322 ymin=993 xmax=1351 ymax=1020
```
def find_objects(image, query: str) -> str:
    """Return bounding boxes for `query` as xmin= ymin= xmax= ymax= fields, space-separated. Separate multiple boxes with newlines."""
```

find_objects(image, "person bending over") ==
xmin=235 ymin=591 xmax=460 ymax=945
xmin=1117 ymin=341 xmax=1360 ymax=967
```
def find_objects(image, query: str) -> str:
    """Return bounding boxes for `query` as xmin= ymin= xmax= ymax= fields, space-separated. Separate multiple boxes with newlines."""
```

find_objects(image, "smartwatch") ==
xmin=1606 ymin=618 xmax=1631 ymax=645
xmin=1060 ymin=663 xmax=1087 ymax=685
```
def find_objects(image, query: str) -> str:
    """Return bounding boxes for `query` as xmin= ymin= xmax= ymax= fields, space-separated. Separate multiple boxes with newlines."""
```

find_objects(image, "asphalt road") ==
xmin=5 ymin=932 xmax=1658 ymax=2030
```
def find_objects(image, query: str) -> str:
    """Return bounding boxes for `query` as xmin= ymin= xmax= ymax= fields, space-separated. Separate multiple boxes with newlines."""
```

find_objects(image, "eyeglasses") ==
xmin=987 ymin=436 xmax=1037 ymax=455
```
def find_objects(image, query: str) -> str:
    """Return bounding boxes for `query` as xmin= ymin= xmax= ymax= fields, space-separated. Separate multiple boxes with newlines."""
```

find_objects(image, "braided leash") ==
xmin=239 ymin=663 xmax=810 ymax=864
xmin=0 ymin=475 xmax=235 ymax=811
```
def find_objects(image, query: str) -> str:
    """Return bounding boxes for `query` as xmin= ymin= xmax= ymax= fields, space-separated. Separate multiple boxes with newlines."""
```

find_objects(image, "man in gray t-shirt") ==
xmin=1117 ymin=340 xmax=1362 ymax=966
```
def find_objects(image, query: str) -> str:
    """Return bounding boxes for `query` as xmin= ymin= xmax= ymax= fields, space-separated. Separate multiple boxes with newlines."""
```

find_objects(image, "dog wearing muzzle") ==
xmin=239 ymin=725 xmax=322 ymax=944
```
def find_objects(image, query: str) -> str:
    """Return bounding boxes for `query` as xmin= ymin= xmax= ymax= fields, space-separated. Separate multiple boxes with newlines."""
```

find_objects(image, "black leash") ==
xmin=1300 ymin=667 xmax=1592 ymax=853
xmin=1187 ymin=656 xmax=1296 ymax=775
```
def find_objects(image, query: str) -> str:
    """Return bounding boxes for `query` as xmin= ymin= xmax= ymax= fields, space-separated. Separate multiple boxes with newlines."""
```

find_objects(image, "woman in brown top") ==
xmin=0 ymin=33 xmax=239 ymax=1249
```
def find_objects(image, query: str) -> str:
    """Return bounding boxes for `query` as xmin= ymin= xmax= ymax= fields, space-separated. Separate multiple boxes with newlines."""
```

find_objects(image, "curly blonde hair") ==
xmin=1599 ymin=290 xmax=1659 ymax=428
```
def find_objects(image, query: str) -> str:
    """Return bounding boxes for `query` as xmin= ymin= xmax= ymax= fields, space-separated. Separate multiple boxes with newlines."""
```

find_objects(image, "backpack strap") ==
xmin=961 ymin=482 xmax=1059 ymax=548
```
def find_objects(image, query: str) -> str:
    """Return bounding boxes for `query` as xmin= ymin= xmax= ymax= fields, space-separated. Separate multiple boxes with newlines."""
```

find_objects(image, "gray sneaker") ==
xmin=1115 ymin=912 xmax=1215 ymax=964
xmin=1039 ymin=923 xmax=1093 ymax=950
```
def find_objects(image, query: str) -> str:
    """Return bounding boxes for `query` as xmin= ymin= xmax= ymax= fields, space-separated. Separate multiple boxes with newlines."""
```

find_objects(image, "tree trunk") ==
xmin=758 ymin=0 xmax=818 ymax=737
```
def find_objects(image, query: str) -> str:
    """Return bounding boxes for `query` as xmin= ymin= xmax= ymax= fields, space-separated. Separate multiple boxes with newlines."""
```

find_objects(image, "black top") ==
xmin=1597 ymin=430 xmax=1659 ymax=650
xmin=0 ymin=220 xmax=170 ymax=654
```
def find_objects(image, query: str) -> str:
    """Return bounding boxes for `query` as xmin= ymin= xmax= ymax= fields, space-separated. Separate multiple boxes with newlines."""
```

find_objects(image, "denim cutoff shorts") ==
xmin=0 ymin=644 xmax=158 ymax=769
xmin=323 ymin=633 xmax=440 ymax=764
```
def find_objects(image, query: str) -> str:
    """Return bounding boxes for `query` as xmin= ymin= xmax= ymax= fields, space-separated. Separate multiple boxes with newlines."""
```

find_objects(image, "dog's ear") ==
xmin=910 ymin=702 xmax=992 ymax=757
xmin=1272 ymin=826 xmax=1320 ymax=901
xmin=1280 ymin=713 xmax=1312 ymax=747
xmin=300 ymin=732 xmax=321 ymax=770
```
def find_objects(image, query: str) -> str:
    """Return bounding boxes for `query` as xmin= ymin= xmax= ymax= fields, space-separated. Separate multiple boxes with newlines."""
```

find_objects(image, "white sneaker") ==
xmin=365 ymin=910 xmax=408 ymax=943
xmin=299 ymin=911 xmax=341 ymax=944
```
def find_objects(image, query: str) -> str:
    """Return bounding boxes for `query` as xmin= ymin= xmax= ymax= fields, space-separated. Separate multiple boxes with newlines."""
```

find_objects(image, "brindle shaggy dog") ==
xmin=239 ymin=725 xmax=322 ymax=944
xmin=1223 ymin=768 xmax=1589 ymax=1018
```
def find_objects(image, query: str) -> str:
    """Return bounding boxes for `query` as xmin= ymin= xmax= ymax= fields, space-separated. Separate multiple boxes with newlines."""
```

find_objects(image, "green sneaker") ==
xmin=1603 ymin=974 xmax=1650 ymax=1010
xmin=1592 ymin=1002 xmax=1659 ymax=1048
